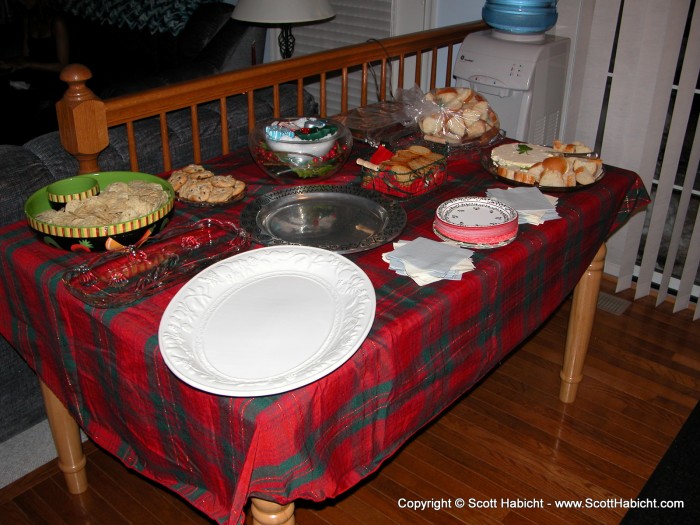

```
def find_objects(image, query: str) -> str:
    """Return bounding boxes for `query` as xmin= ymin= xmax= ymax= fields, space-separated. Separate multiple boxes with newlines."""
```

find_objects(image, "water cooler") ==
xmin=453 ymin=29 xmax=570 ymax=145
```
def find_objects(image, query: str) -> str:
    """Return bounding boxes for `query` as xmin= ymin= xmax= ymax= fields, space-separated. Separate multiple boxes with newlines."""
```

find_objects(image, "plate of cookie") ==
xmin=168 ymin=164 xmax=247 ymax=206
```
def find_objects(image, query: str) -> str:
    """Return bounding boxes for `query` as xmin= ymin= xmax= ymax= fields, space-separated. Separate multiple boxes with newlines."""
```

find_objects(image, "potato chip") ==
xmin=36 ymin=180 xmax=169 ymax=227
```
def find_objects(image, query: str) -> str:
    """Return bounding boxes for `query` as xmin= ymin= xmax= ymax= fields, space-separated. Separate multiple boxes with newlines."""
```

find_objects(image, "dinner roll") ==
xmin=541 ymin=156 xmax=568 ymax=174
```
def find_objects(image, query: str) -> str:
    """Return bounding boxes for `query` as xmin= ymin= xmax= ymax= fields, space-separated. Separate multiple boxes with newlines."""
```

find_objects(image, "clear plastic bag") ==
xmin=334 ymin=101 xmax=418 ymax=147
xmin=396 ymin=85 xmax=501 ymax=146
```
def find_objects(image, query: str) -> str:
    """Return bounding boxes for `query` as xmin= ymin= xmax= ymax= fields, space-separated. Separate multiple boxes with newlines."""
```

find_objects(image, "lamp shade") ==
xmin=232 ymin=0 xmax=335 ymax=25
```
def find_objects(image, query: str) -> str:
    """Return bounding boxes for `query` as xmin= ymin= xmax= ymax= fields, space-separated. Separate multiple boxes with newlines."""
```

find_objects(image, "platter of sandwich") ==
xmin=482 ymin=140 xmax=604 ymax=192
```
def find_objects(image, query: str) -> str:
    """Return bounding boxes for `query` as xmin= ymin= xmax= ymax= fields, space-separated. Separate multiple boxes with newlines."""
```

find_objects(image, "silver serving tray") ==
xmin=240 ymin=185 xmax=407 ymax=253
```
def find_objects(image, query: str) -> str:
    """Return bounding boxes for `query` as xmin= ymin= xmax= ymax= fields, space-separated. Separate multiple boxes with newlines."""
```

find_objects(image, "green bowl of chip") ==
xmin=25 ymin=172 xmax=175 ymax=252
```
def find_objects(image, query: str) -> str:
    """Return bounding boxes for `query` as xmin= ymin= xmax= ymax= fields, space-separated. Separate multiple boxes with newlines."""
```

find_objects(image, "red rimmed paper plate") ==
xmin=434 ymin=197 xmax=518 ymax=249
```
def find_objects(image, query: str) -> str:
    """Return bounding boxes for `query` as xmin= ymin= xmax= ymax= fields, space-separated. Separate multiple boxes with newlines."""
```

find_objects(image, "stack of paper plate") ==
xmin=433 ymin=197 xmax=518 ymax=248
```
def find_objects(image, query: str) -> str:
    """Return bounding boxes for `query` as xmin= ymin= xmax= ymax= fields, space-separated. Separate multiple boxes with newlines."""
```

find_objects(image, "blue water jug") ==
xmin=482 ymin=0 xmax=558 ymax=34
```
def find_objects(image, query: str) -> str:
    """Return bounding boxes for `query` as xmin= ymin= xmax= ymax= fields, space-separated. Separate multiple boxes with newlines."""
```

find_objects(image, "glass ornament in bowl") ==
xmin=249 ymin=117 xmax=353 ymax=184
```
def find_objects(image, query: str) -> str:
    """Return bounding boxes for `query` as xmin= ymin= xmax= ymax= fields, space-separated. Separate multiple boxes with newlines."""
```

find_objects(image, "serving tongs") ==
xmin=517 ymin=142 xmax=601 ymax=160
xmin=551 ymin=150 xmax=601 ymax=160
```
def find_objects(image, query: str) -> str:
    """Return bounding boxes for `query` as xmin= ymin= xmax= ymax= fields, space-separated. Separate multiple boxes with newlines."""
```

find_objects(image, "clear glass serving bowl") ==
xmin=360 ymin=149 xmax=448 ymax=198
xmin=248 ymin=117 xmax=353 ymax=184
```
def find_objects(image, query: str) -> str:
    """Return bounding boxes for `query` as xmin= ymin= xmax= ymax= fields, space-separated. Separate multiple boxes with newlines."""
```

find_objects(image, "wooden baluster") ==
xmin=55 ymin=64 xmax=109 ymax=175
xmin=296 ymin=78 xmax=305 ymax=115
xmin=273 ymin=84 xmax=281 ymax=118
xmin=361 ymin=63 xmax=368 ymax=107
xmin=341 ymin=67 xmax=349 ymax=114
xmin=247 ymin=91 xmax=256 ymax=131
xmin=397 ymin=54 xmax=405 ymax=90
xmin=429 ymin=47 xmax=438 ymax=89
xmin=445 ymin=44 xmax=454 ymax=87
xmin=319 ymin=73 xmax=327 ymax=117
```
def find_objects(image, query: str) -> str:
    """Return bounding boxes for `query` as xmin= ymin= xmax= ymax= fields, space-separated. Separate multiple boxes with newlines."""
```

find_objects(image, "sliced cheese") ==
xmin=491 ymin=143 xmax=553 ymax=170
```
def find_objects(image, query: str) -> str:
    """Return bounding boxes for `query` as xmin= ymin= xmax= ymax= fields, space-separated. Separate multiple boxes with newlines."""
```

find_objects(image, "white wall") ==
xmin=433 ymin=0 xmax=483 ymax=27
xmin=390 ymin=0 xmax=483 ymax=31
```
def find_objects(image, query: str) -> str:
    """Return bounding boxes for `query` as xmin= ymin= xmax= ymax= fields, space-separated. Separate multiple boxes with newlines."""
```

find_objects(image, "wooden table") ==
xmin=0 ymin=146 xmax=648 ymax=525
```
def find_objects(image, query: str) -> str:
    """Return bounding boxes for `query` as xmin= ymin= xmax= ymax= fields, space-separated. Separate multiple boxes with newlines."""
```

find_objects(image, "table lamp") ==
xmin=232 ymin=0 xmax=335 ymax=59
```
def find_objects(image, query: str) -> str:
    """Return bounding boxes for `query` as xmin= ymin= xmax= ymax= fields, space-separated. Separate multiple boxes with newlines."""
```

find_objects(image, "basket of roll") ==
xmin=357 ymin=144 xmax=447 ymax=198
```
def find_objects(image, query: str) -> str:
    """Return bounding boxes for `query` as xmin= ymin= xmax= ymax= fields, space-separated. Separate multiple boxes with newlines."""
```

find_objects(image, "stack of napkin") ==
xmin=486 ymin=187 xmax=560 ymax=225
xmin=383 ymin=237 xmax=475 ymax=286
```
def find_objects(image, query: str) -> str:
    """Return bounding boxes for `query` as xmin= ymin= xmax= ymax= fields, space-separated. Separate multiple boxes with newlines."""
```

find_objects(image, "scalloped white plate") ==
xmin=158 ymin=246 xmax=376 ymax=396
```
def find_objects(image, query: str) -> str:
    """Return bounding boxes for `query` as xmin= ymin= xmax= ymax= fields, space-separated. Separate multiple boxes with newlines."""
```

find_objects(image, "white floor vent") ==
xmin=597 ymin=292 xmax=631 ymax=316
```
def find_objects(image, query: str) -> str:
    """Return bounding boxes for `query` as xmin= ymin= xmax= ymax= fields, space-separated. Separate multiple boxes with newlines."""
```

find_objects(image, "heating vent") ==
xmin=597 ymin=292 xmax=631 ymax=316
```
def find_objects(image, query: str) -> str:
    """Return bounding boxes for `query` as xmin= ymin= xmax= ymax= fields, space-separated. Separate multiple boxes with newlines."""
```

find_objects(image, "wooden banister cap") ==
xmin=59 ymin=64 xmax=99 ymax=104
xmin=60 ymin=64 xmax=93 ymax=84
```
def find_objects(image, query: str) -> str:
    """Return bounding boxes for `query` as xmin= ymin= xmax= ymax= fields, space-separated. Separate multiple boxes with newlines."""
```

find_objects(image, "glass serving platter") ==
xmin=240 ymin=185 xmax=407 ymax=254
xmin=62 ymin=218 xmax=250 ymax=308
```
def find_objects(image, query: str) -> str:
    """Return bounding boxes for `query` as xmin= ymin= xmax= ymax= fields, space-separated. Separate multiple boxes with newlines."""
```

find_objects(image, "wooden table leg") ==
xmin=39 ymin=380 xmax=88 ymax=494
xmin=250 ymin=498 xmax=295 ymax=525
xmin=559 ymin=243 xmax=607 ymax=403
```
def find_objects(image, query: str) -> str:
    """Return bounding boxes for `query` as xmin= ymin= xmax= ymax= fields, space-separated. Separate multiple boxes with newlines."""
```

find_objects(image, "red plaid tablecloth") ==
xmin=0 ymin=144 xmax=649 ymax=524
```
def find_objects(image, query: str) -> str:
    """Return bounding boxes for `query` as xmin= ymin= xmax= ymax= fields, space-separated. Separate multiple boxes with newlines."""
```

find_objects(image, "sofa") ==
xmin=71 ymin=2 xmax=267 ymax=98
xmin=1 ymin=1 xmax=266 ymax=145
xmin=0 ymin=27 xmax=317 ymax=445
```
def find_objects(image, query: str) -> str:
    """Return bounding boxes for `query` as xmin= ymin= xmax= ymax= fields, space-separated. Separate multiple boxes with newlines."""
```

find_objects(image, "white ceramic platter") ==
xmin=158 ymin=246 xmax=376 ymax=396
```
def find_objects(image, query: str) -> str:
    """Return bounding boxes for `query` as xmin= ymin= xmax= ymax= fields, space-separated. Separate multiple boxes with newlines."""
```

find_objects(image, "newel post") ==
xmin=55 ymin=64 xmax=109 ymax=175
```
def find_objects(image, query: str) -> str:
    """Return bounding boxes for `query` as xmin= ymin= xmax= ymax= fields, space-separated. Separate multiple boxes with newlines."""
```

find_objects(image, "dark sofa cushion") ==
xmin=23 ymin=134 xmax=81 ymax=182
xmin=178 ymin=2 xmax=235 ymax=61
xmin=0 ymin=145 xmax=55 ymax=443
xmin=0 ymin=145 xmax=57 ymax=225
xmin=197 ymin=19 xmax=266 ymax=71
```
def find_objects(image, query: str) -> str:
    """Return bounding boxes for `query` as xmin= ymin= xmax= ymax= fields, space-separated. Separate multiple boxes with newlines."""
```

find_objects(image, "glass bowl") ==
xmin=359 ymin=143 xmax=448 ymax=198
xmin=248 ymin=117 xmax=353 ymax=184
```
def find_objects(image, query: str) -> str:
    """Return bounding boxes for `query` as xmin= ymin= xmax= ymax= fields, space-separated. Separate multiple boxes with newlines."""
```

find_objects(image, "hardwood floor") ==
xmin=1 ymin=278 xmax=698 ymax=524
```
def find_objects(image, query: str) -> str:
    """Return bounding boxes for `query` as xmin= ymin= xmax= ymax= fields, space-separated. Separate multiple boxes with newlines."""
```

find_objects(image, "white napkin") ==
xmin=382 ymin=237 xmax=475 ymax=286
xmin=486 ymin=187 xmax=560 ymax=225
